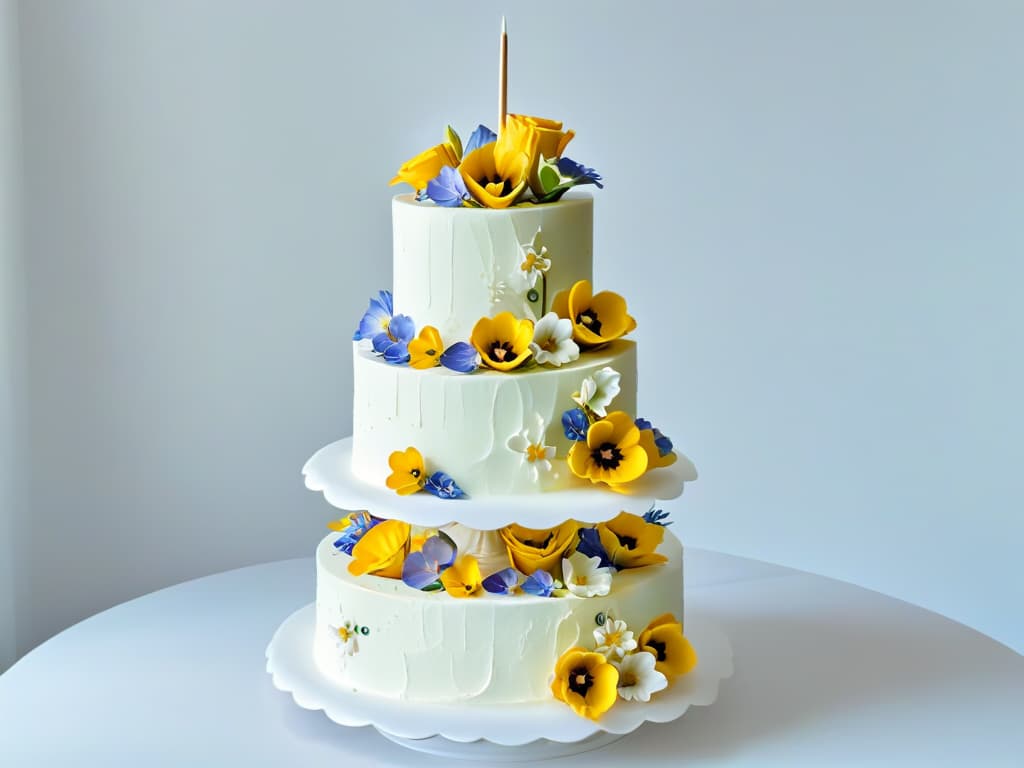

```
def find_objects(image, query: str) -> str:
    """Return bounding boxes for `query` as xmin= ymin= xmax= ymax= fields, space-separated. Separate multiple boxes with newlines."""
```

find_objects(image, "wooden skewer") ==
xmin=499 ymin=16 xmax=507 ymax=135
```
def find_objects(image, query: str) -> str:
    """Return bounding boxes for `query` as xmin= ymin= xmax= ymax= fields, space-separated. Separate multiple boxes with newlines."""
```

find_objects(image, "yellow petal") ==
xmin=549 ymin=288 xmax=570 ymax=320
xmin=604 ymin=411 xmax=641 ymax=449
xmin=390 ymin=143 xmax=458 ymax=192
xmin=347 ymin=519 xmax=410 ymax=577
xmin=408 ymin=326 xmax=444 ymax=370
xmin=440 ymin=555 xmax=482 ymax=598
xmin=639 ymin=428 xmax=678 ymax=469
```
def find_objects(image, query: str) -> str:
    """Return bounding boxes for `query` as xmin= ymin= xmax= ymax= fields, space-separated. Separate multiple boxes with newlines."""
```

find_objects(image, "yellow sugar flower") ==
xmin=386 ymin=447 xmax=427 ymax=495
xmin=637 ymin=613 xmax=698 ymax=679
xmin=408 ymin=326 xmax=444 ymax=370
xmin=347 ymin=519 xmax=411 ymax=579
xmin=390 ymin=141 xmax=460 ymax=193
xmin=470 ymin=312 xmax=534 ymax=371
xmin=508 ymin=114 xmax=575 ymax=196
xmin=439 ymin=554 xmax=482 ymax=598
xmin=567 ymin=411 xmax=649 ymax=486
xmin=550 ymin=646 xmax=619 ymax=721
xmin=638 ymin=427 xmax=678 ymax=470
xmin=596 ymin=511 xmax=668 ymax=569
xmin=459 ymin=117 xmax=541 ymax=209
xmin=550 ymin=280 xmax=637 ymax=348
xmin=499 ymin=521 xmax=578 ymax=575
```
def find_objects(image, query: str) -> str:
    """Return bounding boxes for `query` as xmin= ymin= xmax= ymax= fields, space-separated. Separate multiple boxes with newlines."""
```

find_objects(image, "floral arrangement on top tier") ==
xmin=391 ymin=118 xmax=602 ymax=209
xmin=328 ymin=507 xmax=673 ymax=600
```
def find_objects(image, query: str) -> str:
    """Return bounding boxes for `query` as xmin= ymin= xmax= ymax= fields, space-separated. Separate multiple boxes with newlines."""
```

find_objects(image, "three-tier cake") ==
xmin=301 ymin=116 xmax=701 ymax=723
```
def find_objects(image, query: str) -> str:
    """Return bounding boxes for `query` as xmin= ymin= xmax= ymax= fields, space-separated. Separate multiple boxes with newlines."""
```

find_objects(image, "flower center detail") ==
xmin=647 ymin=639 xmax=667 ymax=661
xmin=605 ymin=630 xmax=622 ymax=646
xmin=526 ymin=444 xmax=548 ymax=463
xmin=489 ymin=341 xmax=515 ymax=363
xmin=593 ymin=442 xmax=624 ymax=469
xmin=619 ymin=671 xmax=638 ymax=688
xmin=618 ymin=535 xmax=638 ymax=550
xmin=425 ymin=348 xmax=436 ymax=357
xmin=575 ymin=309 xmax=602 ymax=336
xmin=569 ymin=668 xmax=593 ymax=697
xmin=410 ymin=468 xmax=421 ymax=479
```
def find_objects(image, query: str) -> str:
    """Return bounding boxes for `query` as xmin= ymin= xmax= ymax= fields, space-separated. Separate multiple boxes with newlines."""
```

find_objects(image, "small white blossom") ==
xmin=593 ymin=617 xmax=637 ymax=660
xmin=507 ymin=413 xmax=556 ymax=483
xmin=529 ymin=312 xmax=580 ymax=367
xmin=562 ymin=551 xmax=613 ymax=598
xmin=519 ymin=228 xmax=552 ymax=288
xmin=328 ymin=622 xmax=358 ymax=656
xmin=572 ymin=366 xmax=621 ymax=417
xmin=612 ymin=651 xmax=668 ymax=702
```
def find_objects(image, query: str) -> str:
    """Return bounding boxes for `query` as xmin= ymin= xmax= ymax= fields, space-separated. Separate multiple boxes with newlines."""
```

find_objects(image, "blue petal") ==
xmin=382 ymin=340 xmax=410 ymax=365
xmin=421 ymin=532 xmax=457 ymax=570
xmin=654 ymin=431 xmax=674 ymax=457
xmin=354 ymin=291 xmax=394 ymax=341
xmin=642 ymin=506 xmax=672 ymax=527
xmin=635 ymin=417 xmax=653 ymax=431
xmin=562 ymin=408 xmax=589 ymax=441
xmin=577 ymin=527 xmax=614 ymax=569
xmin=389 ymin=314 xmax=416 ymax=343
xmin=521 ymin=569 xmax=554 ymax=597
xmin=464 ymin=124 xmax=497 ymax=154
xmin=402 ymin=551 xmax=441 ymax=590
xmin=440 ymin=341 xmax=479 ymax=373
xmin=426 ymin=166 xmax=471 ymax=208
xmin=424 ymin=471 xmax=465 ymax=499
xmin=482 ymin=567 xmax=522 ymax=595
xmin=372 ymin=331 xmax=393 ymax=355
xmin=556 ymin=156 xmax=604 ymax=189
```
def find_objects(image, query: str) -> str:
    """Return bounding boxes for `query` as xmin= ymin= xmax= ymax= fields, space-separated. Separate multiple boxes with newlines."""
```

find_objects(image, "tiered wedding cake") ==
xmin=303 ymin=116 xmax=699 ymax=722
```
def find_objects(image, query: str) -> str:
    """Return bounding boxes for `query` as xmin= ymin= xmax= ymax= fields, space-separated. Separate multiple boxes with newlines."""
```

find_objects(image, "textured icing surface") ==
xmin=351 ymin=340 xmax=638 ymax=495
xmin=391 ymin=194 xmax=593 ymax=343
xmin=313 ymin=531 xmax=684 ymax=704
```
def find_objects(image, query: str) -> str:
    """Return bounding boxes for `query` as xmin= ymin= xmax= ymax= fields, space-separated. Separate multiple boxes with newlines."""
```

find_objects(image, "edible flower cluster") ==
xmin=327 ymin=508 xmax=673 ymax=603
xmin=391 ymin=118 xmax=602 ymax=209
xmin=551 ymin=611 xmax=697 ymax=720
xmin=385 ymin=447 xmax=465 ymax=499
xmin=353 ymin=290 xmax=479 ymax=372
xmin=561 ymin=366 xmax=678 ymax=489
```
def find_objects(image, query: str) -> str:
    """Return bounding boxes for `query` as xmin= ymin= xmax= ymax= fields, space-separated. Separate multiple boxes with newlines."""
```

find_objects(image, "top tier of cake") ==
xmin=391 ymin=193 xmax=593 ymax=343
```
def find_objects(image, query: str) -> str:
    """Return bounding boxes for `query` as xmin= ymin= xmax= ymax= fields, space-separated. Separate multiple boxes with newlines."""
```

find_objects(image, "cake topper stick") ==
xmin=499 ymin=16 xmax=508 ymax=136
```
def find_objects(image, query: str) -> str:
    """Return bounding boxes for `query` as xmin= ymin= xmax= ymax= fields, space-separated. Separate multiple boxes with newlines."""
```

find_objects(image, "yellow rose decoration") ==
xmin=508 ymin=114 xmax=575 ymax=196
xmin=637 ymin=613 xmax=698 ymax=679
xmin=567 ymin=411 xmax=649 ymax=487
xmin=385 ymin=447 xmax=427 ymax=495
xmin=550 ymin=280 xmax=637 ymax=348
xmin=596 ymin=511 xmax=668 ymax=569
xmin=390 ymin=141 xmax=460 ymax=193
xmin=439 ymin=554 xmax=482 ymax=598
xmin=408 ymin=326 xmax=444 ymax=370
xmin=470 ymin=312 xmax=534 ymax=371
xmin=499 ymin=521 xmax=578 ymax=575
xmin=347 ymin=519 xmax=411 ymax=579
xmin=550 ymin=646 xmax=619 ymax=720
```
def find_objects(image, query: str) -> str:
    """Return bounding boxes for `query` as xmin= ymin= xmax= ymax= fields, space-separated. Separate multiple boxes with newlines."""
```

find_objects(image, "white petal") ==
xmin=507 ymin=433 xmax=530 ymax=453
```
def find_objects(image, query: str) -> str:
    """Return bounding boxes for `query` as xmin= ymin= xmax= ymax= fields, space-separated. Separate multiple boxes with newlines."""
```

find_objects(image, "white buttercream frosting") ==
xmin=314 ymin=530 xmax=684 ymax=704
xmin=351 ymin=340 xmax=638 ymax=495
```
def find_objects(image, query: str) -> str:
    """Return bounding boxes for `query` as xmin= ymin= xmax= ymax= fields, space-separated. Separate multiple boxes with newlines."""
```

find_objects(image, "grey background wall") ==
xmin=2 ymin=0 xmax=1022 ymax=666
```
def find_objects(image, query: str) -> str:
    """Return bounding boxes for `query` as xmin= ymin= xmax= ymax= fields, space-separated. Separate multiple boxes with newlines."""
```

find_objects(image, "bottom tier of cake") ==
xmin=313 ymin=529 xmax=684 ymax=705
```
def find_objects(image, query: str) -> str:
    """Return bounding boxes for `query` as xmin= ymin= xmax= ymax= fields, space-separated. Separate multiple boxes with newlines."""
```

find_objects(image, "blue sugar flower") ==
xmin=562 ymin=408 xmax=589 ymax=442
xmin=424 ymin=471 xmax=465 ymax=499
xmin=353 ymin=290 xmax=394 ymax=341
xmin=374 ymin=314 xmax=416 ymax=365
xmin=556 ymin=156 xmax=603 ymax=189
xmin=332 ymin=511 xmax=380 ymax=555
xmin=636 ymin=417 xmax=674 ymax=457
xmin=464 ymin=124 xmax=497 ymax=155
xmin=402 ymin=532 xmax=457 ymax=590
xmin=439 ymin=341 xmax=479 ymax=373
xmin=426 ymin=166 xmax=471 ymax=208
xmin=482 ymin=567 xmax=523 ymax=595
xmin=642 ymin=506 xmax=672 ymax=527
xmin=576 ymin=527 xmax=613 ymax=569
xmin=521 ymin=569 xmax=555 ymax=597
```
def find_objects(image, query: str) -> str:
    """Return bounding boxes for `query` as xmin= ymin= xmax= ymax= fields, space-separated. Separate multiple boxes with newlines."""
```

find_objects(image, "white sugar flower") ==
xmin=612 ymin=651 xmax=668 ymax=702
xmin=529 ymin=312 xmax=580 ymax=367
xmin=572 ymin=366 xmax=621 ymax=417
xmin=328 ymin=622 xmax=358 ymax=656
xmin=519 ymin=228 xmax=551 ymax=288
xmin=593 ymin=617 xmax=637 ymax=660
xmin=507 ymin=413 xmax=557 ymax=483
xmin=562 ymin=551 xmax=613 ymax=598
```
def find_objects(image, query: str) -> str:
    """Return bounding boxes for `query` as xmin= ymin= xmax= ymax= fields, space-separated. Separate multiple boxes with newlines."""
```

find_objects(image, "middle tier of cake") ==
xmin=351 ymin=339 xmax=638 ymax=496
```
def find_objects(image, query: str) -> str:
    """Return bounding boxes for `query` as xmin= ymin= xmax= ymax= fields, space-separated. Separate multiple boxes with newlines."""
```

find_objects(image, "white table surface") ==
xmin=1 ymin=549 xmax=1021 ymax=767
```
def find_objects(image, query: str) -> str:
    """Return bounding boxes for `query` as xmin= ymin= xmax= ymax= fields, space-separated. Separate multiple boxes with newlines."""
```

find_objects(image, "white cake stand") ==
xmin=266 ymin=604 xmax=733 ymax=761
xmin=302 ymin=437 xmax=698 ymax=528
